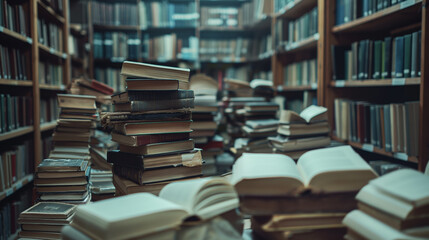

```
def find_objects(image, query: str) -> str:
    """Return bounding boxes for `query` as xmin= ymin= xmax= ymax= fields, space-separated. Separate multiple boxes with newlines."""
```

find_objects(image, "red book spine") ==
xmin=91 ymin=80 xmax=114 ymax=95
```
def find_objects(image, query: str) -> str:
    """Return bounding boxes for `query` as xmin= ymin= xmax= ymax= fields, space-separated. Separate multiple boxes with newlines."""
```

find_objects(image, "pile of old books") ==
xmin=49 ymin=94 xmax=97 ymax=161
xmin=231 ymin=146 xmax=378 ymax=239
xmin=268 ymin=105 xmax=331 ymax=160
xmin=70 ymin=77 xmax=114 ymax=105
xmin=61 ymin=178 xmax=241 ymax=240
xmin=189 ymin=74 xmax=222 ymax=176
xmin=18 ymin=201 xmax=76 ymax=239
xmin=343 ymin=169 xmax=429 ymax=239
xmin=35 ymin=159 xmax=91 ymax=204
xmin=104 ymin=61 xmax=203 ymax=196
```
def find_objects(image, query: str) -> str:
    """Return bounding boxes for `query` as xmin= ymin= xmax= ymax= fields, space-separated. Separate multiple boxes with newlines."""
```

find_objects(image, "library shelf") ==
xmin=277 ymin=84 xmax=317 ymax=92
xmin=0 ymin=79 xmax=33 ymax=87
xmin=143 ymin=26 xmax=197 ymax=32
xmin=330 ymin=78 xmax=421 ymax=88
xmin=0 ymin=126 xmax=34 ymax=142
xmin=93 ymin=24 xmax=139 ymax=31
xmin=39 ymin=84 xmax=66 ymax=91
xmin=37 ymin=0 xmax=65 ymax=25
xmin=332 ymin=0 xmax=422 ymax=33
xmin=332 ymin=136 xmax=418 ymax=163
xmin=38 ymin=43 xmax=68 ymax=60
xmin=0 ymin=174 xmax=34 ymax=202
xmin=275 ymin=0 xmax=317 ymax=19
xmin=40 ymin=121 xmax=57 ymax=132
xmin=0 ymin=27 xmax=33 ymax=45
xmin=71 ymin=56 xmax=84 ymax=66
xmin=277 ymin=33 xmax=319 ymax=55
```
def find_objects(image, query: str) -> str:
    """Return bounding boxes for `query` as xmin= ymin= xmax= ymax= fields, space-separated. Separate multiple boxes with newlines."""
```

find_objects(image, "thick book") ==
xmin=244 ymin=102 xmax=279 ymax=112
xmin=355 ymin=169 xmax=429 ymax=230
xmin=113 ymin=98 xmax=194 ymax=112
xmin=34 ymin=177 xmax=88 ymax=186
xmin=102 ymin=111 xmax=192 ymax=123
xmin=394 ymin=36 xmax=404 ymax=78
xmin=57 ymin=94 xmax=96 ymax=110
xmin=121 ymin=61 xmax=190 ymax=82
xmin=118 ymin=139 xmax=195 ymax=156
xmin=108 ymin=149 xmax=202 ymax=170
xmin=113 ymin=163 xmax=202 ymax=185
xmin=190 ymin=121 xmax=218 ymax=130
xmin=125 ymin=78 xmax=189 ymax=91
xmin=245 ymin=119 xmax=279 ymax=129
xmin=19 ymin=202 xmax=76 ymax=219
xmin=280 ymin=105 xmax=328 ymax=124
xmin=268 ymin=135 xmax=331 ymax=152
xmin=277 ymin=121 xmax=330 ymax=137
xmin=114 ymin=121 xmax=192 ymax=136
xmin=403 ymin=33 xmax=412 ymax=78
xmin=231 ymin=146 xmax=377 ymax=196
xmin=111 ymin=90 xmax=194 ymax=103
xmin=111 ymin=131 xmax=190 ymax=146
xmin=37 ymin=159 xmax=88 ymax=172
xmin=75 ymin=78 xmax=114 ymax=95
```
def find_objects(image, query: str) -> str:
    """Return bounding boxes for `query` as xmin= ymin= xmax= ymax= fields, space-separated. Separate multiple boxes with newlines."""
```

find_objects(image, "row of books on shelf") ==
xmin=139 ymin=1 xmax=198 ymax=28
xmin=0 ymin=0 xmax=29 ymax=37
xmin=143 ymin=34 xmax=198 ymax=61
xmin=0 ymin=44 xmax=29 ymax=81
xmin=274 ymin=0 xmax=296 ymax=13
xmin=40 ymin=97 xmax=59 ymax=124
xmin=0 ymin=186 xmax=32 ymax=239
xmin=334 ymin=99 xmax=419 ymax=157
xmin=0 ymin=95 xmax=33 ymax=134
xmin=0 ymin=140 xmax=33 ymax=192
xmin=94 ymin=68 xmax=124 ymax=93
xmin=287 ymin=7 xmax=318 ymax=44
xmin=336 ymin=0 xmax=414 ymax=25
xmin=93 ymin=32 xmax=140 ymax=60
xmin=91 ymin=2 xmax=138 ymax=26
xmin=37 ymin=18 xmax=64 ymax=53
xmin=332 ymin=30 xmax=421 ymax=81
xmin=41 ymin=0 xmax=64 ymax=16
xmin=38 ymin=61 xmax=63 ymax=86
xmin=283 ymin=58 xmax=317 ymax=86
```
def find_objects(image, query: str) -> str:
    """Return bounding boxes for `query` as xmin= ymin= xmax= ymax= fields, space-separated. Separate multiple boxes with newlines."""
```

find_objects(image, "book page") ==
xmin=279 ymin=110 xmax=305 ymax=123
xmin=297 ymin=146 xmax=375 ymax=187
xmin=231 ymin=153 xmax=304 ymax=186
xmin=369 ymin=169 xmax=429 ymax=207
xmin=299 ymin=105 xmax=327 ymax=123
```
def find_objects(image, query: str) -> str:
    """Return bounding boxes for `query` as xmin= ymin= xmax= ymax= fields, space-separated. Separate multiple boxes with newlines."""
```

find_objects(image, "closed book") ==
xmin=114 ymin=98 xmax=194 ymax=112
xmin=373 ymin=40 xmax=382 ymax=79
xmin=394 ymin=36 xmax=404 ymax=78
xmin=57 ymin=94 xmax=96 ymax=110
xmin=121 ymin=61 xmax=190 ymax=82
xmin=111 ymin=90 xmax=194 ymax=103
xmin=114 ymin=121 xmax=192 ymax=135
xmin=382 ymin=36 xmax=392 ymax=79
xmin=34 ymin=177 xmax=88 ymax=186
xmin=119 ymin=139 xmax=194 ymax=155
xmin=111 ymin=131 xmax=190 ymax=146
xmin=104 ymin=111 xmax=192 ymax=123
xmin=411 ymin=31 xmax=419 ymax=77
xmin=113 ymin=164 xmax=202 ymax=185
xmin=76 ymin=79 xmax=114 ymax=95
xmin=36 ymin=185 xmax=88 ymax=193
xmin=268 ymin=135 xmax=331 ymax=152
xmin=277 ymin=122 xmax=330 ymax=137
xmin=107 ymin=149 xmax=202 ymax=169
xmin=403 ymin=33 xmax=412 ymax=78
xmin=37 ymin=159 xmax=88 ymax=172
xmin=125 ymin=78 xmax=189 ymax=91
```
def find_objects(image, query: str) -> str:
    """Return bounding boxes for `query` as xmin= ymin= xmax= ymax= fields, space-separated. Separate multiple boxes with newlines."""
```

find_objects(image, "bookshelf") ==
xmin=319 ymin=0 xmax=428 ymax=171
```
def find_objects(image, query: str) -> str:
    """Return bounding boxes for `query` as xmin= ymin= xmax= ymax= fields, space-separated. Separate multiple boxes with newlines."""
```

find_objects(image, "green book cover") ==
xmin=373 ymin=41 xmax=382 ymax=79
xmin=381 ymin=41 xmax=385 ymax=79
xmin=403 ymin=34 xmax=412 ymax=78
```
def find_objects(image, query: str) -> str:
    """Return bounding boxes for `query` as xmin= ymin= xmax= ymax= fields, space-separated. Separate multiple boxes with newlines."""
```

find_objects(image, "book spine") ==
xmin=107 ymin=151 xmax=144 ymax=169
xmin=130 ymin=98 xmax=194 ymax=112
xmin=113 ymin=165 xmax=143 ymax=185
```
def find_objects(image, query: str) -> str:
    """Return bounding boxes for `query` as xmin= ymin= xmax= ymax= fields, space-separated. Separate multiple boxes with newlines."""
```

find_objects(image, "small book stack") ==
xmin=343 ymin=169 xmax=429 ymax=240
xmin=105 ymin=61 xmax=203 ymax=196
xmin=35 ymin=159 xmax=91 ymax=204
xmin=224 ymin=78 xmax=253 ymax=98
xmin=18 ymin=202 xmax=76 ymax=240
xmin=49 ymin=94 xmax=97 ymax=161
xmin=61 ymin=178 xmax=240 ymax=240
xmin=269 ymin=105 xmax=331 ymax=160
xmin=89 ymin=168 xmax=115 ymax=201
xmin=189 ymin=74 xmax=222 ymax=176
xmin=250 ymin=79 xmax=275 ymax=99
xmin=70 ymin=77 xmax=114 ymax=105
xmin=231 ymin=146 xmax=378 ymax=239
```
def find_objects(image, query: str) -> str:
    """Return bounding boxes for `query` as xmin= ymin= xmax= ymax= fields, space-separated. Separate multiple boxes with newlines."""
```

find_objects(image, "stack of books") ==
xmin=189 ymin=74 xmax=222 ymax=176
xmin=343 ymin=169 xmax=429 ymax=239
xmin=18 ymin=202 xmax=76 ymax=239
xmin=70 ymin=77 xmax=114 ymax=105
xmin=231 ymin=146 xmax=378 ymax=239
xmin=250 ymin=79 xmax=275 ymax=99
xmin=62 ymin=178 xmax=240 ymax=239
xmin=35 ymin=159 xmax=91 ymax=204
xmin=224 ymin=78 xmax=253 ymax=98
xmin=49 ymin=94 xmax=97 ymax=161
xmin=269 ymin=105 xmax=331 ymax=160
xmin=106 ymin=61 xmax=203 ymax=196
xmin=89 ymin=168 xmax=115 ymax=201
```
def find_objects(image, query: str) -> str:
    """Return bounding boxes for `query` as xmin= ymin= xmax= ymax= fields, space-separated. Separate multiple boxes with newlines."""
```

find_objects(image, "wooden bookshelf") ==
xmin=278 ymin=34 xmax=319 ymax=55
xmin=0 ymin=27 xmax=33 ymax=45
xmin=330 ymin=78 xmax=421 ymax=87
xmin=38 ymin=43 xmax=68 ymax=59
xmin=0 ymin=79 xmax=33 ymax=87
xmin=0 ymin=126 xmax=34 ymax=142
xmin=277 ymin=84 xmax=318 ymax=92
xmin=275 ymin=0 xmax=317 ymax=19
xmin=40 ymin=121 xmax=58 ymax=132
xmin=37 ymin=0 xmax=66 ymax=24
xmin=0 ymin=174 xmax=34 ymax=202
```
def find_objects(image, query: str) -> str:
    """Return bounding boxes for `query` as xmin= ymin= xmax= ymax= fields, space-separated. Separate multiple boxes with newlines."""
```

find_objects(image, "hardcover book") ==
xmin=121 ymin=61 xmax=190 ymax=82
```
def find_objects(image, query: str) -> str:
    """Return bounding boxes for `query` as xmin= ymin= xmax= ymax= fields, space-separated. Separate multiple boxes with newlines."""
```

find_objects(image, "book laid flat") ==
xmin=113 ymin=98 xmax=194 ymax=112
xmin=101 ymin=110 xmax=192 ymax=125
xmin=57 ymin=119 xmax=96 ymax=128
xmin=111 ymin=131 xmax=190 ymax=146
xmin=40 ymin=191 xmax=89 ymax=201
xmin=114 ymin=121 xmax=192 ymax=135
xmin=71 ymin=193 xmax=188 ymax=240
xmin=57 ymin=94 xmax=97 ymax=110
xmin=75 ymin=78 xmax=114 ymax=95
xmin=355 ymin=169 xmax=429 ymax=230
xmin=231 ymin=146 xmax=378 ymax=196
xmin=277 ymin=121 xmax=330 ymax=136
xmin=190 ymin=121 xmax=218 ymax=130
xmin=268 ymin=135 xmax=331 ymax=152
xmin=245 ymin=119 xmax=279 ymax=129
xmin=244 ymin=102 xmax=279 ymax=112
xmin=19 ymin=202 xmax=76 ymax=219
xmin=112 ymin=90 xmax=195 ymax=103
xmin=125 ymin=78 xmax=189 ymax=91
xmin=37 ymin=159 xmax=89 ymax=172
xmin=119 ymin=139 xmax=195 ymax=155
xmin=121 ymin=61 xmax=190 ymax=82
xmin=280 ymin=105 xmax=328 ymax=124
xmin=34 ymin=177 xmax=88 ymax=186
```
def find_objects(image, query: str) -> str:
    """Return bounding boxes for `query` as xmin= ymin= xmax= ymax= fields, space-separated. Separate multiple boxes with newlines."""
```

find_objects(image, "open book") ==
xmin=280 ymin=105 xmax=327 ymax=124
xmin=231 ymin=145 xmax=377 ymax=196
xmin=356 ymin=169 xmax=429 ymax=230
